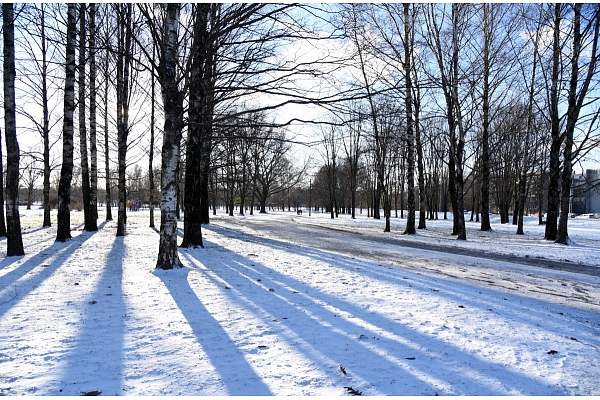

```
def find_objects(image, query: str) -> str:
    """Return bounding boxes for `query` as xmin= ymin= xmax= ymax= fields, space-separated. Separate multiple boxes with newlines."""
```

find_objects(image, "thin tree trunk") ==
xmin=56 ymin=3 xmax=77 ymax=242
xmin=40 ymin=5 xmax=51 ymax=228
xmin=116 ymin=4 xmax=132 ymax=237
xmin=88 ymin=3 xmax=99 ymax=229
xmin=2 ymin=3 xmax=25 ymax=255
xmin=149 ymin=47 xmax=156 ymax=228
xmin=480 ymin=4 xmax=492 ymax=232
xmin=104 ymin=8 xmax=112 ymax=222
xmin=517 ymin=13 xmax=542 ymax=235
xmin=403 ymin=3 xmax=416 ymax=235
xmin=79 ymin=4 xmax=93 ymax=232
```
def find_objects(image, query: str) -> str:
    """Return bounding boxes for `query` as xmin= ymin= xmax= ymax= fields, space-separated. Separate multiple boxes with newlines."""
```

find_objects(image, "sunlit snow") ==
xmin=0 ymin=207 xmax=598 ymax=395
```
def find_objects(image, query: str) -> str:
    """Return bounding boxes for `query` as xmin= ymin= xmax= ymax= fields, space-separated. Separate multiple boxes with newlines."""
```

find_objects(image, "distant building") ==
xmin=571 ymin=174 xmax=587 ymax=214
xmin=571 ymin=169 xmax=600 ymax=214
xmin=584 ymin=169 xmax=600 ymax=213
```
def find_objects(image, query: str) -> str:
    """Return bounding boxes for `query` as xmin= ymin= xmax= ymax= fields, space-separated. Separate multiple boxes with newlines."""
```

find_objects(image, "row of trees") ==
xmin=1 ymin=4 xmax=599 ymax=269
xmin=2 ymin=4 xmax=340 ymax=269
xmin=312 ymin=3 xmax=599 ymax=243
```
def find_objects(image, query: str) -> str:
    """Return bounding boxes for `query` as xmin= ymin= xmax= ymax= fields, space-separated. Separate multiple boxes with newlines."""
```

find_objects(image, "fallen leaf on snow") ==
xmin=81 ymin=390 xmax=101 ymax=396
xmin=344 ymin=386 xmax=362 ymax=396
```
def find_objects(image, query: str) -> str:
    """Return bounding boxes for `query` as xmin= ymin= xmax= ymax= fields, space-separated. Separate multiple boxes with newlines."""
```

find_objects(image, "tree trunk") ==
xmin=88 ymin=3 xmax=99 ymax=230
xmin=414 ymin=77 xmax=426 ymax=230
xmin=260 ymin=184 xmax=268 ymax=213
xmin=79 ymin=4 xmax=93 ymax=232
xmin=104 ymin=11 xmax=112 ymax=222
xmin=156 ymin=3 xmax=184 ymax=269
xmin=479 ymin=4 xmax=492 ymax=232
xmin=2 ymin=3 xmax=25 ymax=255
xmin=182 ymin=4 xmax=216 ymax=247
xmin=116 ymin=4 xmax=132 ymax=237
xmin=149 ymin=47 xmax=156 ymax=228
xmin=56 ymin=4 xmax=77 ymax=242
xmin=40 ymin=5 xmax=52 ymax=228
xmin=403 ymin=3 xmax=416 ymax=235
xmin=545 ymin=4 xmax=563 ymax=241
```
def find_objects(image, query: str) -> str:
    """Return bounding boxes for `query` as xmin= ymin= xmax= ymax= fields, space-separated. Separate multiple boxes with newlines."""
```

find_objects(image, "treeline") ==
xmin=309 ymin=4 xmax=600 ymax=242
xmin=1 ymin=4 xmax=599 ymax=267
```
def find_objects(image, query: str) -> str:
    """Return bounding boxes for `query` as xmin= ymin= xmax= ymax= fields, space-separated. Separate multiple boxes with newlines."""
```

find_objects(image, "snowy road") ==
xmin=210 ymin=213 xmax=600 ymax=313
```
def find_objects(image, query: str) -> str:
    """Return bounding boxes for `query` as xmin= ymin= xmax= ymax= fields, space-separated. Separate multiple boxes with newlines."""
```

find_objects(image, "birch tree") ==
xmin=56 ymin=3 xmax=77 ymax=242
xmin=138 ymin=3 xmax=185 ymax=269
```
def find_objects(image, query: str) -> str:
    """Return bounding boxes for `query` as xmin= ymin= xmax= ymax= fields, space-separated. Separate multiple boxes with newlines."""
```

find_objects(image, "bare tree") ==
xmin=545 ymin=4 xmax=564 ymax=241
xmin=319 ymin=125 xmax=338 ymax=219
xmin=16 ymin=4 xmax=58 ymax=228
xmin=148 ymin=46 xmax=157 ymax=228
xmin=138 ymin=3 xmax=185 ymax=269
xmin=88 ymin=3 xmax=99 ymax=228
xmin=341 ymin=105 xmax=364 ymax=219
xmin=78 ymin=3 xmax=94 ymax=232
xmin=115 ymin=4 xmax=133 ymax=237
xmin=515 ymin=4 xmax=544 ymax=235
xmin=401 ymin=3 xmax=416 ymax=234
xmin=55 ymin=3 xmax=77 ymax=242
xmin=3 ymin=3 xmax=25 ymax=255
xmin=102 ymin=6 xmax=113 ymax=221
xmin=423 ymin=3 xmax=475 ymax=240
xmin=556 ymin=4 xmax=600 ymax=244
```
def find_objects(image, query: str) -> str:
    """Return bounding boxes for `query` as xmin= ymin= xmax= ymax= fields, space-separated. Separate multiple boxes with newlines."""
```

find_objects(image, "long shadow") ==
xmin=22 ymin=226 xmax=51 ymax=235
xmin=204 ymin=223 xmax=598 ymax=342
xmin=0 ymin=222 xmax=107 ymax=321
xmin=54 ymin=234 xmax=126 ymax=396
xmin=157 ymin=268 xmax=273 ymax=395
xmin=186 ymin=230 xmax=580 ymax=394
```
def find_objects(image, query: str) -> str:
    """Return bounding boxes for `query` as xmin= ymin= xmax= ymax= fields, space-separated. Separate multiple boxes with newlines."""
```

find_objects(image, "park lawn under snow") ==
xmin=0 ymin=207 xmax=599 ymax=395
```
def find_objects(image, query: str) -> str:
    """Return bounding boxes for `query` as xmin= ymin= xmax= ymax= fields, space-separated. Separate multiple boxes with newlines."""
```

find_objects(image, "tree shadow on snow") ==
xmin=54 ymin=234 xmax=126 ymax=396
xmin=0 ymin=222 xmax=107 ymax=322
xmin=175 ymin=224 xmax=583 ymax=395
xmin=157 ymin=268 xmax=273 ymax=395
xmin=204 ymin=223 xmax=597 ymax=345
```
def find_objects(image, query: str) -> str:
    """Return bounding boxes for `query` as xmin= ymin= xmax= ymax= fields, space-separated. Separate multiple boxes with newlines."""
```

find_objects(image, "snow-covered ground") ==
xmin=0 ymin=207 xmax=599 ymax=395
xmin=294 ymin=210 xmax=600 ymax=267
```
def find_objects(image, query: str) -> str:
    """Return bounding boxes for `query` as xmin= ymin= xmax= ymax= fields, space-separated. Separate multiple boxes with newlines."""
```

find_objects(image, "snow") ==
xmin=1 ymin=207 xmax=599 ymax=395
